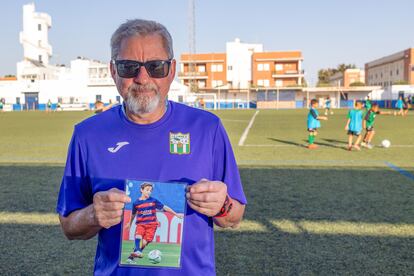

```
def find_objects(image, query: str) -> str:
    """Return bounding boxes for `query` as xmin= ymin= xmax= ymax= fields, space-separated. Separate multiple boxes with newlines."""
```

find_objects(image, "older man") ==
xmin=56 ymin=19 xmax=246 ymax=275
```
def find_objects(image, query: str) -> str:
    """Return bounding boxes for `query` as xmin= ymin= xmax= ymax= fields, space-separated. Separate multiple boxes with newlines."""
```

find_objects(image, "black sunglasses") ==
xmin=113 ymin=59 xmax=172 ymax=79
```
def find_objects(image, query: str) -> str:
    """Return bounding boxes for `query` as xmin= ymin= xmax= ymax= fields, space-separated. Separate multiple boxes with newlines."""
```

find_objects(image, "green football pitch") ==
xmin=0 ymin=108 xmax=413 ymax=275
xmin=120 ymin=241 xmax=181 ymax=267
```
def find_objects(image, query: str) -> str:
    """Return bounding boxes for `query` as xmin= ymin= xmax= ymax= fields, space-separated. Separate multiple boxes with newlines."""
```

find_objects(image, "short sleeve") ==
xmin=310 ymin=109 xmax=318 ymax=119
xmin=212 ymin=120 xmax=247 ymax=205
xmin=347 ymin=110 xmax=352 ymax=119
xmin=155 ymin=199 xmax=164 ymax=210
xmin=56 ymin=128 xmax=92 ymax=217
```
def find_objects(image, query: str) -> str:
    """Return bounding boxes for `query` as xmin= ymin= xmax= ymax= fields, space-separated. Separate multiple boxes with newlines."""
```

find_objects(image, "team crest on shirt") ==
xmin=169 ymin=132 xmax=190 ymax=155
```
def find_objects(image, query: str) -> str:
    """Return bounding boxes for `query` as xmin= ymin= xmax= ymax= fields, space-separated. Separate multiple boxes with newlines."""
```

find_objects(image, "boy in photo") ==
xmin=125 ymin=182 xmax=183 ymax=264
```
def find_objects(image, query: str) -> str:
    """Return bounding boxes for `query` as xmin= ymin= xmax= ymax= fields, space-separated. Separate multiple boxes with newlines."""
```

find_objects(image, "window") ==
xmin=212 ymin=80 xmax=223 ymax=88
xmin=211 ymin=64 xmax=223 ymax=72
xmin=390 ymin=71 xmax=392 ymax=76
xmin=228 ymin=66 xmax=233 ymax=71
xmin=396 ymin=69 xmax=399 ymax=75
xmin=89 ymin=68 xmax=97 ymax=77
xmin=96 ymin=95 xmax=102 ymax=101
xmin=38 ymin=55 xmax=42 ymax=63
xmin=264 ymin=64 xmax=270 ymax=71
xmin=275 ymin=64 xmax=283 ymax=71
xmin=257 ymin=79 xmax=264 ymax=86
xmin=38 ymin=40 xmax=41 ymax=47
xmin=198 ymin=80 xmax=206 ymax=88
xmin=264 ymin=79 xmax=270 ymax=87
xmin=275 ymin=80 xmax=283 ymax=87
xmin=198 ymin=65 xmax=205 ymax=72
xmin=38 ymin=24 xmax=41 ymax=31
xmin=257 ymin=64 xmax=264 ymax=71
xmin=16 ymin=97 xmax=20 ymax=104
xmin=116 ymin=96 xmax=121 ymax=103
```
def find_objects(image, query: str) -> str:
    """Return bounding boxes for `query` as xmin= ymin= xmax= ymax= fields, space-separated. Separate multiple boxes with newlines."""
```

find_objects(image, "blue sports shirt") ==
xmin=56 ymin=101 xmax=247 ymax=276
xmin=347 ymin=109 xmax=363 ymax=132
xmin=307 ymin=108 xmax=321 ymax=129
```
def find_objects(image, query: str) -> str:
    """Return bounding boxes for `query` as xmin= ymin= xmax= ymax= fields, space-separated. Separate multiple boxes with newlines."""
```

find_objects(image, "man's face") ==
xmin=110 ymin=34 xmax=176 ymax=116
xmin=141 ymin=186 xmax=153 ymax=199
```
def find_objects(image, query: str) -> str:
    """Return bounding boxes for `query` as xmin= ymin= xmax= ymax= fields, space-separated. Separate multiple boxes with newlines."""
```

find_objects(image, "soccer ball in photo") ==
xmin=381 ymin=139 xmax=391 ymax=148
xmin=148 ymin=249 xmax=162 ymax=263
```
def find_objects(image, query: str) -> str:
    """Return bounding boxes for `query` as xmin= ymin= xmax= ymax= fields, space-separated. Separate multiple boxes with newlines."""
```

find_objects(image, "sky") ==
xmin=1 ymin=0 xmax=413 ymax=85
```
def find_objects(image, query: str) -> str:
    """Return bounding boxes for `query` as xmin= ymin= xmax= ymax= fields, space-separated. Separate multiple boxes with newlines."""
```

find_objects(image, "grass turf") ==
xmin=120 ymin=241 xmax=181 ymax=267
xmin=0 ymin=108 xmax=413 ymax=275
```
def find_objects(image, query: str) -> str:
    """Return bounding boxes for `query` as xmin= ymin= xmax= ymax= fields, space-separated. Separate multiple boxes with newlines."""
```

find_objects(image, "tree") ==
xmin=337 ymin=63 xmax=356 ymax=73
xmin=317 ymin=64 xmax=357 ymax=86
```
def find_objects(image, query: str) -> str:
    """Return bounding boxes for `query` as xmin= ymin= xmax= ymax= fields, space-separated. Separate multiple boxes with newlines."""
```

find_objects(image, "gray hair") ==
xmin=110 ymin=19 xmax=174 ymax=60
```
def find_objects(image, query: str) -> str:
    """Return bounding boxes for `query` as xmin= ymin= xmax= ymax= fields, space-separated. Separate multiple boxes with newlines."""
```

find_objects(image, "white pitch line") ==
xmin=244 ymin=144 xmax=414 ymax=148
xmin=238 ymin=111 xmax=260 ymax=146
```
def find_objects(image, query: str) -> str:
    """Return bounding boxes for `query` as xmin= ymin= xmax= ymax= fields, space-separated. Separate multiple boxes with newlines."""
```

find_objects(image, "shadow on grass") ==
xmin=322 ymin=138 xmax=349 ymax=145
xmin=0 ymin=164 xmax=413 ymax=275
xmin=267 ymin=138 xmax=306 ymax=148
xmin=299 ymin=139 xmax=346 ymax=149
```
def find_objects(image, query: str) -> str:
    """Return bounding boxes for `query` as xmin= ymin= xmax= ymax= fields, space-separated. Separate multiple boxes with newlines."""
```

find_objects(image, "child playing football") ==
xmin=365 ymin=96 xmax=372 ymax=110
xmin=126 ymin=182 xmax=183 ymax=263
xmin=403 ymin=97 xmax=411 ymax=116
xmin=361 ymin=103 xmax=392 ymax=149
xmin=394 ymin=96 xmax=404 ymax=116
xmin=307 ymin=99 xmax=328 ymax=149
xmin=324 ymin=96 xmax=333 ymax=115
xmin=345 ymin=101 xmax=364 ymax=151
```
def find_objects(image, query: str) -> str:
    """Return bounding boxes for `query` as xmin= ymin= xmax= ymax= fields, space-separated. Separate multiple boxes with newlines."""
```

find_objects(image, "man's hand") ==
xmin=186 ymin=179 xmax=227 ymax=217
xmin=93 ymin=188 xmax=131 ymax=229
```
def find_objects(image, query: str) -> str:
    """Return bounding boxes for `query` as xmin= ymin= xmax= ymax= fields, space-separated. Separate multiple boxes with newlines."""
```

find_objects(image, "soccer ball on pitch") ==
xmin=148 ymin=249 xmax=162 ymax=264
xmin=381 ymin=139 xmax=391 ymax=148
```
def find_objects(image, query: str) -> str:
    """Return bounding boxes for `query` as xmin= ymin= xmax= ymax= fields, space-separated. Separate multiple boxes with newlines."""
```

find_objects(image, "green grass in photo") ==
xmin=120 ymin=241 xmax=181 ymax=267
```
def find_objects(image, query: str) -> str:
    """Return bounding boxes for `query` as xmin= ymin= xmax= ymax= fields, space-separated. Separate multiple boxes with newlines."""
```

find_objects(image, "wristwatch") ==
xmin=214 ymin=194 xmax=233 ymax=218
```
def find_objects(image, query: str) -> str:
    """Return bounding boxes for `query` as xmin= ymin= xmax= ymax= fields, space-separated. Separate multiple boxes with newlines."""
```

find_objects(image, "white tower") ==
xmin=19 ymin=3 xmax=52 ymax=65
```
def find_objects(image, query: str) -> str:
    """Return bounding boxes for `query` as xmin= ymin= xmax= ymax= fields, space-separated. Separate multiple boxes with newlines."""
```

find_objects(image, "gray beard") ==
xmin=124 ymin=83 xmax=161 ymax=115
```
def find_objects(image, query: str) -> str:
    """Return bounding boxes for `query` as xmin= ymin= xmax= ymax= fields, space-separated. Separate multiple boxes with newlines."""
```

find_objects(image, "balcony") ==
xmin=272 ymin=69 xmax=304 ymax=78
xmin=178 ymin=71 xmax=209 ymax=79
